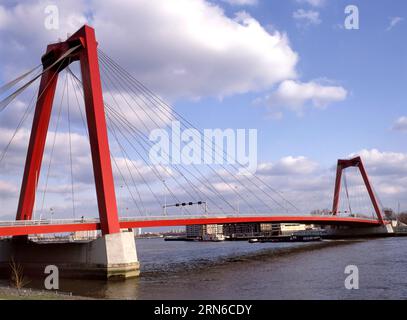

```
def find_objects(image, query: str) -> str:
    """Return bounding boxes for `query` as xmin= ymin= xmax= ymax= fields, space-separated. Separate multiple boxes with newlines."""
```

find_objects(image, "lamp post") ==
xmin=163 ymin=180 xmax=167 ymax=216
xmin=235 ymin=186 xmax=240 ymax=215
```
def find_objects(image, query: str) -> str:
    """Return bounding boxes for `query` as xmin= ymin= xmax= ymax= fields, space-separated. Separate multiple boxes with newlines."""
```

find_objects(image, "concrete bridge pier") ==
xmin=325 ymin=223 xmax=394 ymax=238
xmin=0 ymin=230 xmax=140 ymax=280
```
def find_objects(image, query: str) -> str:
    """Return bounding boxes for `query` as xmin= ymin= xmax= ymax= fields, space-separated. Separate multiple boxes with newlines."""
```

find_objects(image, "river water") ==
xmin=10 ymin=237 xmax=407 ymax=299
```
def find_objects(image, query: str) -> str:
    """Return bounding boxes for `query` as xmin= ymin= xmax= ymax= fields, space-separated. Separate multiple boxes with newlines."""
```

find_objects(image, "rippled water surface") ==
xmin=6 ymin=237 xmax=407 ymax=299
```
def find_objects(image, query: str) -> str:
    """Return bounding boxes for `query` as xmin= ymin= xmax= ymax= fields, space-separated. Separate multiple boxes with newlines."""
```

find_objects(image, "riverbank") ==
xmin=0 ymin=285 xmax=92 ymax=300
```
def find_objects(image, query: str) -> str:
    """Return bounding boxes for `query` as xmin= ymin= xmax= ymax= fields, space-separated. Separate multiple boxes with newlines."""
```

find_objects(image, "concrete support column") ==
xmin=89 ymin=231 xmax=140 ymax=279
xmin=0 ymin=231 xmax=140 ymax=280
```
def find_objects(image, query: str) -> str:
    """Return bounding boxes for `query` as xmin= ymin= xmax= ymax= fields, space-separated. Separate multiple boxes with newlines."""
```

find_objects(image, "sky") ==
xmin=0 ymin=0 xmax=406 ymax=222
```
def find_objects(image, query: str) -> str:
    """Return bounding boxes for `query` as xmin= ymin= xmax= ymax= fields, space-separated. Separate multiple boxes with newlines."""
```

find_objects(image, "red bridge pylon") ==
xmin=332 ymin=156 xmax=384 ymax=224
xmin=16 ymin=25 xmax=120 ymax=235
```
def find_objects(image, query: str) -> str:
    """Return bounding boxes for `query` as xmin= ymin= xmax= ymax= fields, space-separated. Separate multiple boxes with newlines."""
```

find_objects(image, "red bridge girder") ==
xmin=0 ymin=216 xmax=382 ymax=237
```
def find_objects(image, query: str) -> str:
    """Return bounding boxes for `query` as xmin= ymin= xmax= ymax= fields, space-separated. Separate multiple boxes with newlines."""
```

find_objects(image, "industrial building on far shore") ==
xmin=186 ymin=222 xmax=312 ymax=241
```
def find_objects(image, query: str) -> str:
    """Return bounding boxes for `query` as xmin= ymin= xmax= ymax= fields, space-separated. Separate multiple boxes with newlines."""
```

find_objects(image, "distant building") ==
xmin=260 ymin=223 xmax=281 ymax=235
xmin=205 ymin=224 xmax=223 ymax=235
xmin=186 ymin=224 xmax=203 ymax=238
xmin=186 ymin=224 xmax=223 ymax=239
xmin=261 ymin=223 xmax=310 ymax=235
xmin=186 ymin=222 xmax=312 ymax=240
xmin=280 ymin=223 xmax=307 ymax=235
xmin=223 ymin=223 xmax=261 ymax=238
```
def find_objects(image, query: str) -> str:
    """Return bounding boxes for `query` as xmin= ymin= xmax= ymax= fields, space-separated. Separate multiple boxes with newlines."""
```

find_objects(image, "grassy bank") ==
xmin=0 ymin=285 xmax=92 ymax=300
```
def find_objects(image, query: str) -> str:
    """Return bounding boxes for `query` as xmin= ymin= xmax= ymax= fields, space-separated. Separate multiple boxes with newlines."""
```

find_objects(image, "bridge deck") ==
xmin=0 ymin=215 xmax=382 ymax=237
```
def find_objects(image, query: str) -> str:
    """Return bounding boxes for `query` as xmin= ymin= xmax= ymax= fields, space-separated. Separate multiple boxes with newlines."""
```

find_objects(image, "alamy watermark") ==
xmin=344 ymin=5 xmax=359 ymax=30
xmin=344 ymin=264 xmax=359 ymax=290
xmin=148 ymin=121 xmax=258 ymax=175
xmin=44 ymin=265 xmax=59 ymax=290
xmin=44 ymin=5 xmax=59 ymax=30
xmin=44 ymin=4 xmax=86 ymax=31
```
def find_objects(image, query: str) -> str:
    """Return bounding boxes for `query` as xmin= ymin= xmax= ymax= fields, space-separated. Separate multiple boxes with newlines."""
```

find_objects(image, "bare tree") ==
xmin=383 ymin=208 xmax=396 ymax=220
xmin=398 ymin=212 xmax=407 ymax=224
xmin=9 ymin=257 xmax=29 ymax=295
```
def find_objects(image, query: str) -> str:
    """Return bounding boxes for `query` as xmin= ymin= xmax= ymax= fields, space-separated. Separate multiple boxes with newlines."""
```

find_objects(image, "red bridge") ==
xmin=0 ymin=25 xmax=386 ymax=238
xmin=0 ymin=215 xmax=383 ymax=237
xmin=0 ymin=26 xmax=386 ymax=278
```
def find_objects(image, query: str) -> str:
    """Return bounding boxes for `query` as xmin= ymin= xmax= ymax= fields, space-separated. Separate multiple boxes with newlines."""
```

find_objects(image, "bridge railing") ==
xmin=0 ymin=218 xmax=100 ymax=226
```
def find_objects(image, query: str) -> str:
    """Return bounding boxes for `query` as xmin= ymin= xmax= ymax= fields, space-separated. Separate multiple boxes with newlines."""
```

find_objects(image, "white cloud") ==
xmin=93 ymin=0 xmax=299 ymax=99
xmin=0 ymin=0 xmax=298 ymax=100
xmin=293 ymin=9 xmax=321 ymax=26
xmin=296 ymin=0 xmax=325 ymax=7
xmin=221 ymin=0 xmax=258 ymax=5
xmin=0 ymin=0 xmax=88 ymax=79
xmin=387 ymin=16 xmax=404 ymax=31
xmin=392 ymin=116 xmax=407 ymax=132
xmin=349 ymin=149 xmax=407 ymax=176
xmin=103 ymin=90 xmax=174 ymax=133
xmin=112 ymin=157 xmax=175 ymax=186
xmin=0 ymin=5 xmax=11 ymax=29
xmin=0 ymin=180 xmax=18 ymax=199
xmin=265 ymin=80 xmax=347 ymax=116
xmin=214 ymin=149 xmax=407 ymax=214
xmin=257 ymin=156 xmax=318 ymax=176
xmin=340 ymin=149 xmax=407 ymax=209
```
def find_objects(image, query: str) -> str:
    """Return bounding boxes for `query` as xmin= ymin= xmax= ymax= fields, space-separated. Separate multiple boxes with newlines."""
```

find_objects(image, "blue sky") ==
xmin=0 ymin=0 xmax=406 ymax=220
xmin=178 ymin=0 xmax=407 ymax=165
